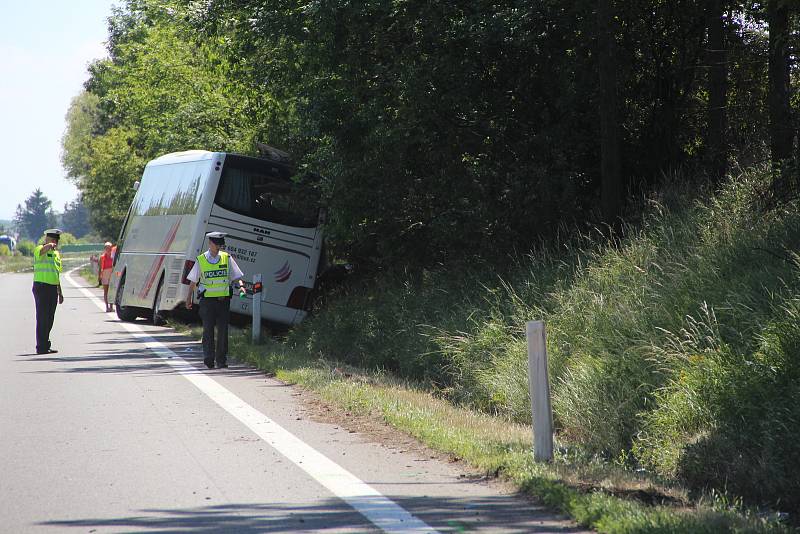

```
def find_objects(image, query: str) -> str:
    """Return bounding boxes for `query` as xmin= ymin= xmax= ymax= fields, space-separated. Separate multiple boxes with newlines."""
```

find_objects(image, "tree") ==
xmin=14 ymin=189 xmax=56 ymax=240
xmin=597 ymin=0 xmax=623 ymax=223
xmin=62 ymin=2 xmax=272 ymax=240
xmin=767 ymin=0 xmax=792 ymax=167
xmin=706 ymin=0 xmax=728 ymax=182
xmin=82 ymin=127 xmax=145 ymax=239
xmin=64 ymin=0 xmax=790 ymax=265
xmin=61 ymin=196 xmax=92 ymax=238
xmin=61 ymin=91 xmax=101 ymax=188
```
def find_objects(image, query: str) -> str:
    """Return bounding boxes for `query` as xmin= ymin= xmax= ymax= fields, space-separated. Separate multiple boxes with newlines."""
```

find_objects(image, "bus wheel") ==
xmin=152 ymin=281 xmax=167 ymax=326
xmin=115 ymin=276 xmax=139 ymax=322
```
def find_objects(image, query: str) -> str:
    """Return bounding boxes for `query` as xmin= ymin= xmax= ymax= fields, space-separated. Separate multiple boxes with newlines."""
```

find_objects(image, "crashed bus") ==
xmin=109 ymin=150 xmax=324 ymax=326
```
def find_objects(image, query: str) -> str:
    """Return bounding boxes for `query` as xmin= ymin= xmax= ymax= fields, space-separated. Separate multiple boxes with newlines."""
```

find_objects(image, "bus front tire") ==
xmin=115 ymin=277 xmax=139 ymax=322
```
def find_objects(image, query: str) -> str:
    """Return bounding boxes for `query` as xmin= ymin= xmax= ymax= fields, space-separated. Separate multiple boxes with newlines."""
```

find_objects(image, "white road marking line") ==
xmin=68 ymin=265 xmax=109 ymax=313
xmin=63 ymin=268 xmax=438 ymax=534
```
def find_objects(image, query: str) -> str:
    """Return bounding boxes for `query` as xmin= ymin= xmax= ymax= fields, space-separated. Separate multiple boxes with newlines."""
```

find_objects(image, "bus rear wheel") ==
xmin=151 ymin=281 xmax=167 ymax=326
xmin=115 ymin=276 xmax=139 ymax=322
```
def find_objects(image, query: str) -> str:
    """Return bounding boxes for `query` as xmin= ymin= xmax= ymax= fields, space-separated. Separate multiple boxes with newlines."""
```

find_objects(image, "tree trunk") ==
xmin=598 ymin=0 xmax=622 ymax=223
xmin=706 ymin=0 xmax=728 ymax=183
xmin=768 ymin=0 xmax=792 ymax=167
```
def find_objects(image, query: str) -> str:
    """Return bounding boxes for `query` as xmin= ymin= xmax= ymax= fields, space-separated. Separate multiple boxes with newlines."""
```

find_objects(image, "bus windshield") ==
xmin=214 ymin=154 xmax=318 ymax=228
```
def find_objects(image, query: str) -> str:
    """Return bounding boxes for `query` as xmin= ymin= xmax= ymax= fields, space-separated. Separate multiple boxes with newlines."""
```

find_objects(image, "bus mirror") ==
xmin=133 ymin=181 xmax=140 ymax=191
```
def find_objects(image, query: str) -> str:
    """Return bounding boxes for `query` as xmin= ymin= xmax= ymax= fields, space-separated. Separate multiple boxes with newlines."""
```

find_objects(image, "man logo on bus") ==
xmin=274 ymin=261 xmax=292 ymax=283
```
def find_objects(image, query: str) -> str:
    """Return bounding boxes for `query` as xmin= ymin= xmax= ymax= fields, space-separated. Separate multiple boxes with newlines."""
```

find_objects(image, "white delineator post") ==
xmin=527 ymin=320 xmax=554 ymax=462
xmin=252 ymin=273 xmax=262 ymax=344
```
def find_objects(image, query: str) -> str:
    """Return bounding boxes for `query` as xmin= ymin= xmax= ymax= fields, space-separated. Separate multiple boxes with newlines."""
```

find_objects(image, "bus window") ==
xmin=133 ymin=161 xmax=209 ymax=217
xmin=215 ymin=155 xmax=318 ymax=228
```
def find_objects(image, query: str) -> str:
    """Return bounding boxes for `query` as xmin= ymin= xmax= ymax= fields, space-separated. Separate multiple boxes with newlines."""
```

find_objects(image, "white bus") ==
xmin=108 ymin=150 xmax=325 ymax=326
xmin=0 ymin=235 xmax=16 ymax=252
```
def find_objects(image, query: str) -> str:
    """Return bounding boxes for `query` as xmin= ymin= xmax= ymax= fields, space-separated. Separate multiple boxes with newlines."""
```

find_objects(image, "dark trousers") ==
xmin=199 ymin=296 xmax=230 ymax=365
xmin=33 ymin=282 xmax=58 ymax=353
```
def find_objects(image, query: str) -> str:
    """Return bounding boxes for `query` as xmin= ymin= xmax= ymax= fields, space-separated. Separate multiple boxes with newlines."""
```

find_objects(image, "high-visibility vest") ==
xmin=33 ymin=245 xmax=62 ymax=285
xmin=197 ymin=251 xmax=230 ymax=297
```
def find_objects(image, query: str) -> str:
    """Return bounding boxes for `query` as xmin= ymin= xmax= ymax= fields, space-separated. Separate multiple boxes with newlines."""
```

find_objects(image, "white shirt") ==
xmin=187 ymin=250 xmax=245 ymax=293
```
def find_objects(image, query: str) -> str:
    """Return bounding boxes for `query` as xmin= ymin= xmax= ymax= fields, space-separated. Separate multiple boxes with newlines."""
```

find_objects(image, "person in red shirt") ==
xmin=99 ymin=242 xmax=115 ymax=312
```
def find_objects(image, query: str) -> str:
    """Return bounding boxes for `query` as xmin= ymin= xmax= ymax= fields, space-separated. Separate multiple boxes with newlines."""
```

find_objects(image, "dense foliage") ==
xmin=62 ymin=5 xmax=276 ymax=238
xmin=64 ymin=1 xmax=792 ymax=256
xmin=60 ymin=197 xmax=92 ymax=238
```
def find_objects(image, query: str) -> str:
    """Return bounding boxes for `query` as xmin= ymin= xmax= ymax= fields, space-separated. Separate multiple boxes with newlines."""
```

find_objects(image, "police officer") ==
xmin=33 ymin=229 xmax=64 ymax=355
xmin=185 ymin=232 xmax=246 ymax=369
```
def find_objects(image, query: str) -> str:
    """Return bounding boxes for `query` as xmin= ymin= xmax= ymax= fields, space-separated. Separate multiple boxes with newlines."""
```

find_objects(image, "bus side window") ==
xmin=215 ymin=155 xmax=318 ymax=228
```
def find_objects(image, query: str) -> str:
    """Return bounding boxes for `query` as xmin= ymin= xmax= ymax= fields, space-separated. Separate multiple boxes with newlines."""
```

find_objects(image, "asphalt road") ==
xmin=0 ymin=268 xmax=589 ymax=533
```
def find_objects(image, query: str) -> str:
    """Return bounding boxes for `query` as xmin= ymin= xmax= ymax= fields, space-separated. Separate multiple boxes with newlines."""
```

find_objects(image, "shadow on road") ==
xmin=15 ymin=328 xmax=268 ymax=379
xmin=37 ymin=494 xmax=583 ymax=533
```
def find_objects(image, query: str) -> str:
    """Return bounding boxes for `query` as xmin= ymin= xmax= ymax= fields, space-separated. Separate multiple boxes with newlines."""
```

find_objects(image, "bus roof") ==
xmin=147 ymin=150 xmax=218 ymax=166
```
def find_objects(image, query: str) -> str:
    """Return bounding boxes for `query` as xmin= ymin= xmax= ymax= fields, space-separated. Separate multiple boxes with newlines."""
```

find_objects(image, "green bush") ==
xmin=16 ymin=240 xmax=36 ymax=257
xmin=0 ymin=244 xmax=10 ymax=256
xmin=291 ymin=267 xmax=475 ymax=380
xmin=77 ymin=233 xmax=104 ymax=244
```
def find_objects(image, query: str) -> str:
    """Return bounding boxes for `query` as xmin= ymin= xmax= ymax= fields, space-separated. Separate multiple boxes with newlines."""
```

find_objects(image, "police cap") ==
xmin=205 ymin=231 xmax=227 ymax=245
xmin=44 ymin=228 xmax=63 ymax=240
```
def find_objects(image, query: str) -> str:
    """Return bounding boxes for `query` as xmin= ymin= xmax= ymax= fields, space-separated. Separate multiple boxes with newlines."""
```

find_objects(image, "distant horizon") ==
xmin=2 ymin=190 xmax=79 ymax=219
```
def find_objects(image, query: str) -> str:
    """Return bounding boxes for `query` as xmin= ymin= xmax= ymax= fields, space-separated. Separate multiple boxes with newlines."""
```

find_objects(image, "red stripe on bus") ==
xmin=138 ymin=219 xmax=181 ymax=298
xmin=138 ymin=255 xmax=166 ymax=299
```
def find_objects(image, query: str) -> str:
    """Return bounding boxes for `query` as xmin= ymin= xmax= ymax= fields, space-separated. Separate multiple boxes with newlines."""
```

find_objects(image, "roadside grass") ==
xmin=0 ymin=255 xmax=33 ymax=273
xmin=77 ymin=264 xmax=98 ymax=285
xmin=164 ymin=317 xmax=791 ymax=533
xmin=60 ymin=253 xmax=92 ymax=272
xmin=0 ymin=252 xmax=93 ymax=274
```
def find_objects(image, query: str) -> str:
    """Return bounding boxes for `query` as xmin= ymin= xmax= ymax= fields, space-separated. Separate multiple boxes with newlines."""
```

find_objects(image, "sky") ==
xmin=0 ymin=1 xmax=116 ymax=220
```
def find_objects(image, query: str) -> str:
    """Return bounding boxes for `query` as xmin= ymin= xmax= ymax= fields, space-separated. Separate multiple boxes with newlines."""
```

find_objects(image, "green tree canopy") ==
xmin=61 ymin=196 xmax=92 ymax=238
xmin=62 ymin=2 xmax=277 ymax=239
xmin=14 ymin=189 xmax=56 ymax=241
xmin=61 ymin=0 xmax=799 ymax=264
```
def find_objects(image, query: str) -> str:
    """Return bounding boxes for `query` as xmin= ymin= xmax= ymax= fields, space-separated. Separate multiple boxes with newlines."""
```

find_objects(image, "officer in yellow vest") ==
xmin=33 ymin=229 xmax=64 ymax=354
xmin=185 ymin=232 xmax=246 ymax=369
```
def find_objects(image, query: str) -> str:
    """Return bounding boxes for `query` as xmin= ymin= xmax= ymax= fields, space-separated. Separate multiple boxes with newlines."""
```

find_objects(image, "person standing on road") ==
xmin=32 ymin=229 xmax=64 ymax=355
xmin=185 ymin=232 xmax=246 ymax=369
xmin=99 ymin=242 xmax=115 ymax=312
